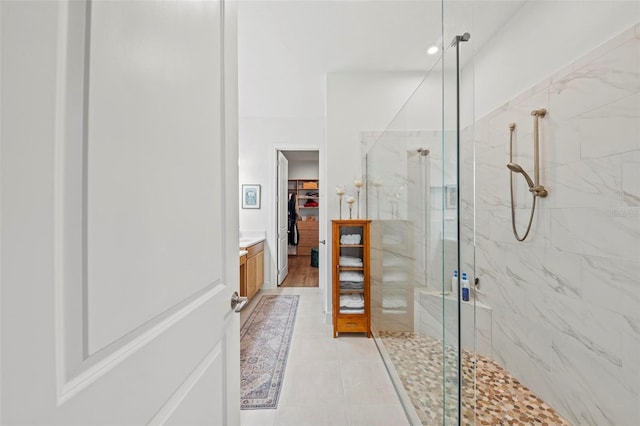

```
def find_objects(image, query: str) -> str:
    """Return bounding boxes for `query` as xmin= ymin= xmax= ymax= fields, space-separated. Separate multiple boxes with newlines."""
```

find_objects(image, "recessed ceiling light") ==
xmin=427 ymin=45 xmax=439 ymax=55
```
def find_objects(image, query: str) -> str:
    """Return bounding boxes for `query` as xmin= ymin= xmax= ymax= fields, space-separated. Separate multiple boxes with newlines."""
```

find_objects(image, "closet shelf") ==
xmin=289 ymin=179 xmax=319 ymax=256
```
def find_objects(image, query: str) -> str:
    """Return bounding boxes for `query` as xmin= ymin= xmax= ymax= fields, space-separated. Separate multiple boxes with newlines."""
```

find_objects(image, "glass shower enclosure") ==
xmin=364 ymin=1 xmax=476 ymax=424
xmin=365 ymin=1 xmax=640 ymax=425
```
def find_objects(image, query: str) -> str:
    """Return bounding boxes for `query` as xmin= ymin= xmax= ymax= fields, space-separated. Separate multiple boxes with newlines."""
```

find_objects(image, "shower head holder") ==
xmin=507 ymin=163 xmax=548 ymax=198
xmin=507 ymin=108 xmax=549 ymax=242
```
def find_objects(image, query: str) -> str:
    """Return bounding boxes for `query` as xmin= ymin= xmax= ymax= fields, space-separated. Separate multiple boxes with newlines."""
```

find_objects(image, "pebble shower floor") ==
xmin=377 ymin=331 xmax=570 ymax=425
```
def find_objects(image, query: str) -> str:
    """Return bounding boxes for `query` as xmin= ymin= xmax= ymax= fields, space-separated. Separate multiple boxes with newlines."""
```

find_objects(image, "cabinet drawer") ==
xmin=246 ymin=241 xmax=264 ymax=258
xmin=336 ymin=315 xmax=368 ymax=333
xmin=298 ymin=221 xmax=319 ymax=230
xmin=298 ymin=234 xmax=318 ymax=246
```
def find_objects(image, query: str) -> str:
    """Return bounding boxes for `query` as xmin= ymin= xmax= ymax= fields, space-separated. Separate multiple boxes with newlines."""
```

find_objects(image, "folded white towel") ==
xmin=340 ymin=281 xmax=364 ymax=290
xmin=340 ymin=308 xmax=364 ymax=314
xmin=340 ymin=293 xmax=364 ymax=308
xmin=339 ymin=256 xmax=363 ymax=267
xmin=341 ymin=303 xmax=364 ymax=309
xmin=339 ymin=271 xmax=364 ymax=282
xmin=340 ymin=301 xmax=364 ymax=308
xmin=340 ymin=234 xmax=362 ymax=245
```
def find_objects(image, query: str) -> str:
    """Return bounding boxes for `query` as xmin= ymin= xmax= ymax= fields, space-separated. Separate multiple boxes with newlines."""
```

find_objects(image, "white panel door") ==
xmin=277 ymin=152 xmax=289 ymax=285
xmin=0 ymin=1 xmax=240 ymax=424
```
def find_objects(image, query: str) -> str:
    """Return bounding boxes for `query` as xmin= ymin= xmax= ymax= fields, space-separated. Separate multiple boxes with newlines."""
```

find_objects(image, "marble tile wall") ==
xmin=415 ymin=290 xmax=493 ymax=358
xmin=467 ymin=23 xmax=640 ymax=425
xmin=363 ymin=129 xmax=453 ymax=293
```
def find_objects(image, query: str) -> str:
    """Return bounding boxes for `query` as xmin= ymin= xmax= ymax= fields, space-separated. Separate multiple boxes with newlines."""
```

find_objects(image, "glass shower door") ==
xmin=364 ymin=1 xmax=478 ymax=424
xmin=443 ymin=3 xmax=476 ymax=424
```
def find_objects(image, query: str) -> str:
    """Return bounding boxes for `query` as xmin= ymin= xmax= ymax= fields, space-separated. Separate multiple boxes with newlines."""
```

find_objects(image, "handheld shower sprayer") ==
xmin=507 ymin=109 xmax=549 ymax=241
xmin=506 ymin=163 xmax=534 ymax=187
xmin=507 ymin=162 xmax=548 ymax=197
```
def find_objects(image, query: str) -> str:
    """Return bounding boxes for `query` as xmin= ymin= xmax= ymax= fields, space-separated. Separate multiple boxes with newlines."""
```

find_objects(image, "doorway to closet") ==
xmin=278 ymin=150 xmax=320 ymax=288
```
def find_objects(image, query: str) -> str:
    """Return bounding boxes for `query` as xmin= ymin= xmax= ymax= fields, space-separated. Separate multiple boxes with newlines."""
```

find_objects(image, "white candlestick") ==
xmin=346 ymin=196 xmax=355 ymax=219
xmin=336 ymin=185 xmax=346 ymax=219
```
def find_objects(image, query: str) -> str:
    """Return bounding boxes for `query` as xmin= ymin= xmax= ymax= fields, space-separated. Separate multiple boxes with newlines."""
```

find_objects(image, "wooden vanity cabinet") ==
xmin=241 ymin=241 xmax=264 ymax=299
xmin=240 ymin=253 xmax=248 ymax=297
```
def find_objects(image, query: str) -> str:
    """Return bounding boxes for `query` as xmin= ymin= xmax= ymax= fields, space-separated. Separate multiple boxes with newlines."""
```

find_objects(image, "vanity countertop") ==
xmin=239 ymin=236 xmax=265 ymax=248
xmin=239 ymin=250 xmax=248 ymax=257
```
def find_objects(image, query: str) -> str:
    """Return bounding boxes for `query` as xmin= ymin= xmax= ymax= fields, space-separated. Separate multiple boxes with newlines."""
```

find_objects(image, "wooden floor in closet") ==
xmin=280 ymin=255 xmax=318 ymax=287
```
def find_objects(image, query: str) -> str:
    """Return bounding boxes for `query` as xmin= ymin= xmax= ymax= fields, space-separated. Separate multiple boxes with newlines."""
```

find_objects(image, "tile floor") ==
xmin=377 ymin=331 xmax=570 ymax=426
xmin=240 ymin=287 xmax=409 ymax=426
xmin=240 ymin=288 xmax=571 ymax=426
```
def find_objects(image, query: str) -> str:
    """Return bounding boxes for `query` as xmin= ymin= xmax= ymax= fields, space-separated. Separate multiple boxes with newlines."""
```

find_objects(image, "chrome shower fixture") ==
xmin=450 ymin=32 xmax=471 ymax=47
xmin=507 ymin=108 xmax=549 ymax=241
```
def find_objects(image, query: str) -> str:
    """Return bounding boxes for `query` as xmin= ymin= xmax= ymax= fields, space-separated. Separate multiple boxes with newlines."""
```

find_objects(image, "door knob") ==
xmin=319 ymin=240 xmax=326 ymax=245
xmin=231 ymin=291 xmax=248 ymax=312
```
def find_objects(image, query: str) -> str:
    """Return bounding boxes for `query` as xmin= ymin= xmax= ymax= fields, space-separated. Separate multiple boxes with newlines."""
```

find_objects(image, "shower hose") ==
xmin=509 ymin=123 xmax=537 ymax=242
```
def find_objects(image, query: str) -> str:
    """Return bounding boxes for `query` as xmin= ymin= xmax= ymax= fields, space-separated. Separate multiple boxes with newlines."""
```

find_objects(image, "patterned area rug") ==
xmin=240 ymin=294 xmax=299 ymax=410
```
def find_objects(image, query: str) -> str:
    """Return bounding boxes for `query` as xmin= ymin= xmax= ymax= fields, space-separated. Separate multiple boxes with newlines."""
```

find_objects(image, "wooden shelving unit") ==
xmin=289 ymin=179 xmax=319 ymax=256
xmin=332 ymin=219 xmax=371 ymax=337
xmin=288 ymin=179 xmax=319 ymax=218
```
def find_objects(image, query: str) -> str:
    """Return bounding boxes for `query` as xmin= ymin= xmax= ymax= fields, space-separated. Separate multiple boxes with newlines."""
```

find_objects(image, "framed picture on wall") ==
xmin=445 ymin=185 xmax=457 ymax=210
xmin=242 ymin=184 xmax=261 ymax=209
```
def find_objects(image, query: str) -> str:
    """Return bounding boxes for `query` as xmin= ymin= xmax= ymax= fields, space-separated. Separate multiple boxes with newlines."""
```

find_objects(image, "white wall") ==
xmin=236 ymin=1 xmax=442 ymax=304
xmin=287 ymin=160 xmax=318 ymax=180
xmin=237 ymin=1 xmax=328 ymax=290
xmin=326 ymin=72 xmax=433 ymax=314
xmin=462 ymin=0 xmax=640 ymax=123
xmin=240 ymin=70 xmax=437 ymax=310
xmin=238 ymin=117 xmax=324 ymax=289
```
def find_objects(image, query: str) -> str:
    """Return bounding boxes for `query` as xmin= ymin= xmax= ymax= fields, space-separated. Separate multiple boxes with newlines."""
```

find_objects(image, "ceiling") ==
xmin=237 ymin=0 xmax=527 ymax=118
xmin=282 ymin=150 xmax=319 ymax=162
